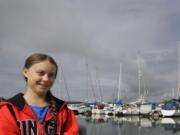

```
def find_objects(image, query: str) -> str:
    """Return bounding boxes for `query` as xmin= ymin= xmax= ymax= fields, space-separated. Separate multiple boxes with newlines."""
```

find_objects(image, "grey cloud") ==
xmin=0 ymin=0 xmax=180 ymax=102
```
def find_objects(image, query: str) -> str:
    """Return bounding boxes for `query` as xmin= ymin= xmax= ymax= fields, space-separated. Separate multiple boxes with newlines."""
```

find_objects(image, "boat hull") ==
xmin=161 ymin=109 xmax=180 ymax=117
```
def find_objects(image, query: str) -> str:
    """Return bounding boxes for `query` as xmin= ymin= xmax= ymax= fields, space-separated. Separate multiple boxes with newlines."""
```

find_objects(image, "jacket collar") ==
xmin=7 ymin=93 xmax=66 ymax=111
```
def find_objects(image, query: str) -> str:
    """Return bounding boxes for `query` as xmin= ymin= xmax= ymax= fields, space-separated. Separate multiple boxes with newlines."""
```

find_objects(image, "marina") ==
xmin=68 ymin=97 xmax=180 ymax=118
xmin=68 ymin=43 xmax=180 ymax=124
xmin=68 ymin=97 xmax=180 ymax=134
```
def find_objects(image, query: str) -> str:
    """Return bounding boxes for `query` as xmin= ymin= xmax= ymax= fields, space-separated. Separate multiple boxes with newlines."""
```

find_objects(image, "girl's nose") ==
xmin=42 ymin=74 xmax=50 ymax=81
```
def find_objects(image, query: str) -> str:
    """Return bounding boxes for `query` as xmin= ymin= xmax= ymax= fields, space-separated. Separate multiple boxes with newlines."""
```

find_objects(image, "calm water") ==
xmin=77 ymin=115 xmax=180 ymax=135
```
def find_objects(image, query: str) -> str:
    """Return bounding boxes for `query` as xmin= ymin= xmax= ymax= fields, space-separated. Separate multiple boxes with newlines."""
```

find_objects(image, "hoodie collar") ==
xmin=7 ymin=93 xmax=66 ymax=111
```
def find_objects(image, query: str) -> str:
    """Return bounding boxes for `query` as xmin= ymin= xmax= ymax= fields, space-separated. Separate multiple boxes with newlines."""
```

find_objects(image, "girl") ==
xmin=0 ymin=53 xmax=78 ymax=135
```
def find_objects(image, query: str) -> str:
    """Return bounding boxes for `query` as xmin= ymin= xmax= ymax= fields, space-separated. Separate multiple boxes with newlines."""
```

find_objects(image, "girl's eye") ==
xmin=48 ymin=73 xmax=55 ymax=78
xmin=37 ymin=71 xmax=45 ymax=76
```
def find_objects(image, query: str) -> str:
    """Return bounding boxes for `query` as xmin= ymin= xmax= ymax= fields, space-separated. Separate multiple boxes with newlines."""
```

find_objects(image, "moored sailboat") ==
xmin=161 ymin=99 xmax=180 ymax=117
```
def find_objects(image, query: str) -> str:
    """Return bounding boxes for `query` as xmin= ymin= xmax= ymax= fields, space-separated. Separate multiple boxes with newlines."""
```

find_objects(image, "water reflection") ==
xmin=161 ymin=118 xmax=180 ymax=133
xmin=77 ymin=114 xmax=180 ymax=135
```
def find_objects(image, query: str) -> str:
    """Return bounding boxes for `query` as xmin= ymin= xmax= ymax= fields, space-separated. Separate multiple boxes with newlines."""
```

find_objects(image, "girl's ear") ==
xmin=22 ymin=68 xmax=28 ymax=78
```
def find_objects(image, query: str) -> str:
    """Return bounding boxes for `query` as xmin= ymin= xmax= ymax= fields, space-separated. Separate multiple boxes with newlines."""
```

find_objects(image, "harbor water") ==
xmin=77 ymin=114 xmax=180 ymax=135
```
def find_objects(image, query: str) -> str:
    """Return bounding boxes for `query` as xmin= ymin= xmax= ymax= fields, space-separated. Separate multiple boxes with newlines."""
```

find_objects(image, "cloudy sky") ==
xmin=0 ymin=0 xmax=180 ymax=102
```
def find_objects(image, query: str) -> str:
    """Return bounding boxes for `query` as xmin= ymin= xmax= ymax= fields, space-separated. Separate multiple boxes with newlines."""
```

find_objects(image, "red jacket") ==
xmin=0 ymin=93 xmax=78 ymax=135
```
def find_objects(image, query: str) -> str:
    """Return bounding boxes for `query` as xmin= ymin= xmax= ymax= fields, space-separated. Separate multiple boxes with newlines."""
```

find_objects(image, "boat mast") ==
xmin=117 ymin=63 xmax=122 ymax=101
xmin=59 ymin=63 xmax=71 ymax=101
xmin=177 ymin=41 xmax=180 ymax=99
xmin=85 ymin=59 xmax=89 ymax=102
xmin=137 ymin=54 xmax=148 ymax=101
xmin=89 ymin=69 xmax=97 ymax=102
xmin=95 ymin=67 xmax=103 ymax=102
xmin=137 ymin=55 xmax=142 ymax=100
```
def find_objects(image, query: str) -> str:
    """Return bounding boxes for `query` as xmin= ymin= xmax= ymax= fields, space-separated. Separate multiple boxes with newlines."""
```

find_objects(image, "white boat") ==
xmin=104 ymin=107 xmax=114 ymax=115
xmin=140 ymin=104 xmax=153 ymax=115
xmin=67 ymin=103 xmax=84 ymax=114
xmin=123 ymin=56 xmax=150 ymax=116
xmin=91 ymin=103 xmax=105 ymax=114
xmin=92 ymin=108 xmax=105 ymax=114
xmin=78 ymin=104 xmax=92 ymax=116
xmin=161 ymin=99 xmax=180 ymax=117
xmin=161 ymin=109 xmax=180 ymax=117
xmin=122 ymin=103 xmax=140 ymax=115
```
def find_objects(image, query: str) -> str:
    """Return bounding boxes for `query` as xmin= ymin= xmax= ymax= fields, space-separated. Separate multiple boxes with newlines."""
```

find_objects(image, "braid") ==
xmin=47 ymin=91 xmax=57 ymax=134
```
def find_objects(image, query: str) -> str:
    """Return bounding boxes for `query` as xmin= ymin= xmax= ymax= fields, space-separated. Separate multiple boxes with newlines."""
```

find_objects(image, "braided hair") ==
xmin=46 ymin=91 xmax=58 ymax=135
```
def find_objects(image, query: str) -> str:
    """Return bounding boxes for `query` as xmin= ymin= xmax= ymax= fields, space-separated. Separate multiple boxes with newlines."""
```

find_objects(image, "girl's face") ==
xmin=23 ymin=60 xmax=57 ymax=96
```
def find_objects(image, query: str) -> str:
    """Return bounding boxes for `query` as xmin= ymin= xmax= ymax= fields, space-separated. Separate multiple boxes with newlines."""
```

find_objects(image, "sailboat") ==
xmin=161 ymin=42 xmax=180 ymax=117
xmin=122 ymin=56 xmax=149 ymax=116
xmin=90 ymin=66 xmax=105 ymax=115
xmin=113 ymin=63 xmax=123 ymax=116
xmin=122 ymin=102 xmax=140 ymax=115
xmin=137 ymin=55 xmax=153 ymax=115
xmin=161 ymin=99 xmax=180 ymax=117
